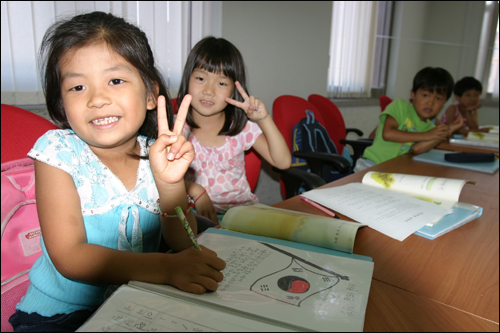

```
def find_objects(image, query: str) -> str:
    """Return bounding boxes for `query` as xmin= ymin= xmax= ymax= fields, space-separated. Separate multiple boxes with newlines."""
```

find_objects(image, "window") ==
xmin=327 ymin=1 xmax=392 ymax=99
xmin=0 ymin=1 xmax=221 ymax=106
xmin=475 ymin=1 xmax=499 ymax=99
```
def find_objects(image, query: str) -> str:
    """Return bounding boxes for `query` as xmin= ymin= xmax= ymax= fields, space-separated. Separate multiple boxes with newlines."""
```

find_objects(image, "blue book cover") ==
xmin=412 ymin=149 xmax=499 ymax=174
xmin=414 ymin=203 xmax=483 ymax=240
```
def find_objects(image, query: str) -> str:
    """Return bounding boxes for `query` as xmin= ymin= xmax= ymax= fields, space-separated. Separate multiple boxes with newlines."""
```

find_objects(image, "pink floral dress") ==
xmin=183 ymin=122 xmax=262 ymax=213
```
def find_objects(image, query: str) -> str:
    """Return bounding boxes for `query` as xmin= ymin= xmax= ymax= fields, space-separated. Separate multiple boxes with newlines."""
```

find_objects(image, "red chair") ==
xmin=273 ymin=95 xmax=350 ymax=199
xmin=368 ymin=95 xmax=393 ymax=138
xmin=1 ymin=104 xmax=58 ymax=164
xmin=307 ymin=94 xmax=372 ymax=165
xmin=379 ymin=95 xmax=393 ymax=112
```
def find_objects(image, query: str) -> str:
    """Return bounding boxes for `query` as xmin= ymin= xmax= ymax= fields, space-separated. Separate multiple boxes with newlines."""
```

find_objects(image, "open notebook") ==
xmin=77 ymin=228 xmax=374 ymax=332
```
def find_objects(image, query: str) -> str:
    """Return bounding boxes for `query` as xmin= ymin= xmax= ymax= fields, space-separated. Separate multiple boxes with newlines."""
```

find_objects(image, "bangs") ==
xmin=421 ymin=84 xmax=449 ymax=97
xmin=192 ymin=48 xmax=238 ymax=80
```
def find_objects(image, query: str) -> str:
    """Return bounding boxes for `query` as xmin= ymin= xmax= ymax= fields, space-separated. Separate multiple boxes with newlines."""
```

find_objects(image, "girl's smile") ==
xmin=90 ymin=116 xmax=121 ymax=126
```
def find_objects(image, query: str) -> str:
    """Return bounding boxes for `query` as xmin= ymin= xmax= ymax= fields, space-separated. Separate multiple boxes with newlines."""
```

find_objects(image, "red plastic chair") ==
xmin=379 ymin=95 xmax=393 ymax=112
xmin=272 ymin=95 xmax=350 ymax=198
xmin=170 ymin=98 xmax=261 ymax=192
xmin=307 ymin=94 xmax=371 ymax=165
xmin=1 ymin=104 xmax=58 ymax=164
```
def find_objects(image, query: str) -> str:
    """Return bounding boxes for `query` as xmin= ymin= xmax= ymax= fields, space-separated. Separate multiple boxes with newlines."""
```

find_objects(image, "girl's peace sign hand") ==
xmin=149 ymin=95 xmax=194 ymax=185
xmin=225 ymin=81 xmax=269 ymax=122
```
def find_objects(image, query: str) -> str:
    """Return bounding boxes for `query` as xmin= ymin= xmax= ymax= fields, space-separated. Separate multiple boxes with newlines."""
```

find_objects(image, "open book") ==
xmin=449 ymin=131 xmax=499 ymax=149
xmin=301 ymin=172 xmax=481 ymax=241
xmin=77 ymin=228 xmax=374 ymax=332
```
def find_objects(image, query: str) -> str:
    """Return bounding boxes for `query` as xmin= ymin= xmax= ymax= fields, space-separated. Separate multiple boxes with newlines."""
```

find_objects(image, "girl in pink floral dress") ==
xmin=177 ymin=37 xmax=291 ymax=223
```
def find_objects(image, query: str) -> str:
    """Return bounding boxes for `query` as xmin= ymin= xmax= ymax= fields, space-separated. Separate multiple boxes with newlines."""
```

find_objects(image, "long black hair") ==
xmin=177 ymin=37 xmax=248 ymax=136
xmin=39 ymin=11 xmax=171 ymax=143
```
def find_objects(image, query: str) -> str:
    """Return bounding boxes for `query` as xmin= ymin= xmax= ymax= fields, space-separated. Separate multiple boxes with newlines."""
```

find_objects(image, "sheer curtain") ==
xmin=0 ymin=1 xmax=220 ymax=106
xmin=327 ymin=1 xmax=377 ymax=99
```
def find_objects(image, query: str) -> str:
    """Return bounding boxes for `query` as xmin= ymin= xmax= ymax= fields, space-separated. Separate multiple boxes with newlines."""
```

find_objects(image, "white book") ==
xmin=77 ymin=228 xmax=374 ymax=332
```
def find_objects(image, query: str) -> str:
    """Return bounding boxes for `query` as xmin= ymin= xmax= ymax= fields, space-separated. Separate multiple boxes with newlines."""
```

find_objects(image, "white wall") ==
xmin=221 ymin=1 xmax=499 ymax=205
xmin=222 ymin=1 xmax=333 ymax=203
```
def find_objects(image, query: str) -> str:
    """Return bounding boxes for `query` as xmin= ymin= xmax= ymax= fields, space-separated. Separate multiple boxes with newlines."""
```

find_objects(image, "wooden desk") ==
xmin=273 ymin=153 xmax=499 ymax=327
xmin=364 ymin=280 xmax=499 ymax=331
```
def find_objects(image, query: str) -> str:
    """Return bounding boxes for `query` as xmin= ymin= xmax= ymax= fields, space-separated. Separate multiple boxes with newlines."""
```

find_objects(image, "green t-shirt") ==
xmin=363 ymin=99 xmax=435 ymax=164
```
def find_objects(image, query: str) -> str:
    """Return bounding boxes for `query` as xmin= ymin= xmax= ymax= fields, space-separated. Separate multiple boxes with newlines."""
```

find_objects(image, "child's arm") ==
xmin=443 ymin=105 xmax=468 ymax=136
xmin=225 ymin=81 xmax=291 ymax=170
xmin=35 ymin=160 xmax=224 ymax=294
xmin=464 ymin=103 xmax=489 ymax=133
xmin=36 ymin=95 xmax=225 ymax=295
xmin=382 ymin=115 xmax=448 ymax=154
xmin=185 ymin=181 xmax=218 ymax=224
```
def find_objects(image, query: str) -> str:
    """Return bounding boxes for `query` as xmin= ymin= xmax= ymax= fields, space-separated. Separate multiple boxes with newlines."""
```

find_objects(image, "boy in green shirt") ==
xmin=355 ymin=67 xmax=463 ymax=172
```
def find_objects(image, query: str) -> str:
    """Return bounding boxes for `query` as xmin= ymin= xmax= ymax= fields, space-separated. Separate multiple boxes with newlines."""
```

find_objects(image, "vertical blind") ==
xmin=1 ymin=1 xmax=220 ymax=106
xmin=327 ymin=1 xmax=377 ymax=99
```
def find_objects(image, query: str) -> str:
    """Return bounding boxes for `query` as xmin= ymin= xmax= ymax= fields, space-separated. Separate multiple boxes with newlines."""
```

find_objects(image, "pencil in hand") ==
xmin=175 ymin=206 xmax=201 ymax=250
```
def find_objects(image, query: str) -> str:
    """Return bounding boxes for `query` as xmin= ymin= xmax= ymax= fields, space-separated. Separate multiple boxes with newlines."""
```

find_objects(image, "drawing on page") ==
xmin=249 ymin=242 xmax=349 ymax=307
xmin=370 ymin=172 xmax=395 ymax=188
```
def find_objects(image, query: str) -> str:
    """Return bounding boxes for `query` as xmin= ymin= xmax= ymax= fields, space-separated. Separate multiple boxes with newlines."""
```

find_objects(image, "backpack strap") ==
xmin=305 ymin=109 xmax=315 ymax=124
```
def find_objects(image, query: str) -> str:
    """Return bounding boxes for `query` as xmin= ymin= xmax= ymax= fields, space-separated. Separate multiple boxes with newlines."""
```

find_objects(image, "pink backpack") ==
xmin=1 ymin=157 xmax=42 ymax=332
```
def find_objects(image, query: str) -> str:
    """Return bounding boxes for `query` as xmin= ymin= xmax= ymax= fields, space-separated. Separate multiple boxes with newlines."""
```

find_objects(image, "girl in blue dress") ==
xmin=9 ymin=11 xmax=225 ymax=332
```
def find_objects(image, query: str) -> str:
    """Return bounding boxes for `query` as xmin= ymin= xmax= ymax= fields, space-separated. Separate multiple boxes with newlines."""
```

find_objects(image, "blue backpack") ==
xmin=291 ymin=110 xmax=352 ymax=184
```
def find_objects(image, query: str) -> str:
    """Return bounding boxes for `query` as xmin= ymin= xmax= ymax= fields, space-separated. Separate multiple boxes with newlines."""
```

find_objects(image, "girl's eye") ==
xmin=218 ymin=82 xmax=227 ymax=86
xmin=110 ymin=79 xmax=124 ymax=85
xmin=70 ymin=85 xmax=85 ymax=92
xmin=195 ymin=77 xmax=204 ymax=82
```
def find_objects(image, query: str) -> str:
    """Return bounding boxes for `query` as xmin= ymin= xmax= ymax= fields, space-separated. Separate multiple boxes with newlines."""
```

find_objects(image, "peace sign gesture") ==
xmin=225 ymin=81 xmax=269 ymax=122
xmin=149 ymin=95 xmax=194 ymax=185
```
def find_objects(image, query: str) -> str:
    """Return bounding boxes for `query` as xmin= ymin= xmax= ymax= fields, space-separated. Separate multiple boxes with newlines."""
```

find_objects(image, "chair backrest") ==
xmin=307 ymin=94 xmax=346 ymax=155
xmin=170 ymin=98 xmax=261 ymax=192
xmin=1 ymin=104 xmax=58 ymax=164
xmin=379 ymin=95 xmax=393 ymax=112
xmin=273 ymin=95 xmax=329 ymax=198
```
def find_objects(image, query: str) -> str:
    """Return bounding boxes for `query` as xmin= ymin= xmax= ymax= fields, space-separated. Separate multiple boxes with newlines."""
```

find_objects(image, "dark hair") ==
xmin=454 ymin=76 xmax=482 ymax=96
xmin=39 ymin=11 xmax=171 ymax=143
xmin=177 ymin=37 xmax=248 ymax=136
xmin=411 ymin=67 xmax=454 ymax=100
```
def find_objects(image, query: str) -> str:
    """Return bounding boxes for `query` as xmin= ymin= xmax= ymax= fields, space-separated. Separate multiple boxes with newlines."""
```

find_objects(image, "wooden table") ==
xmin=273 ymin=153 xmax=499 ymax=331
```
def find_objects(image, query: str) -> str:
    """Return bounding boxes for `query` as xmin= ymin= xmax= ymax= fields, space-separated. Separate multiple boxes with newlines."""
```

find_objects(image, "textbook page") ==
xmin=77 ymin=284 xmax=290 ymax=332
xmin=131 ymin=232 xmax=374 ymax=332
xmin=362 ymin=172 xmax=471 ymax=209
xmin=301 ymin=183 xmax=449 ymax=241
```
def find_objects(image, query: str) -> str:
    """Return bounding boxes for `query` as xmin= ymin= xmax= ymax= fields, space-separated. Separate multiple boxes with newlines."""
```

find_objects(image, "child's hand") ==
xmin=449 ymin=117 xmax=464 ymax=134
xmin=465 ymin=102 xmax=482 ymax=113
xmin=150 ymin=95 xmax=194 ymax=185
xmin=426 ymin=124 xmax=449 ymax=141
xmin=477 ymin=127 xmax=490 ymax=133
xmin=194 ymin=193 xmax=219 ymax=225
xmin=166 ymin=246 xmax=226 ymax=294
xmin=225 ymin=81 xmax=269 ymax=123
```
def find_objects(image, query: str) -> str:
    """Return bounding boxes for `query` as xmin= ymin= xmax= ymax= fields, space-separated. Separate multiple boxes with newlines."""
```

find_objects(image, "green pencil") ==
xmin=175 ymin=206 xmax=201 ymax=250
